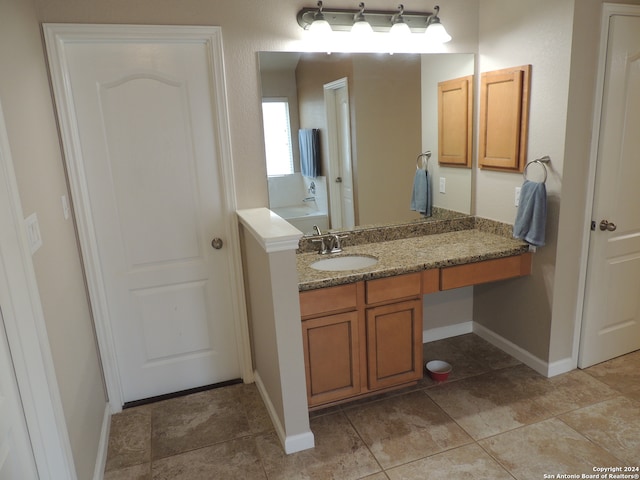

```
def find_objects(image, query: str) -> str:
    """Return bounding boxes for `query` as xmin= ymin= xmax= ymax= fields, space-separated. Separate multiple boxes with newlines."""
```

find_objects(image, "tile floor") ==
xmin=104 ymin=334 xmax=640 ymax=479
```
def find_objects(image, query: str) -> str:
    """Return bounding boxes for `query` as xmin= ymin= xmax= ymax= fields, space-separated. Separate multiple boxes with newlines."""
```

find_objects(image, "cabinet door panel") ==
xmin=366 ymin=299 xmax=423 ymax=390
xmin=438 ymin=75 xmax=473 ymax=167
xmin=479 ymin=65 xmax=531 ymax=172
xmin=302 ymin=311 xmax=361 ymax=406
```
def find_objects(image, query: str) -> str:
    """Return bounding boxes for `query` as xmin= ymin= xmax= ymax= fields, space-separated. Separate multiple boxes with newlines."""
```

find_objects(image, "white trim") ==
xmin=237 ymin=208 xmax=303 ymax=253
xmin=574 ymin=3 xmax=640 ymax=368
xmin=253 ymin=371 xmax=315 ymax=454
xmin=0 ymin=101 xmax=76 ymax=478
xmin=546 ymin=357 xmax=576 ymax=378
xmin=323 ymin=77 xmax=350 ymax=229
xmin=423 ymin=321 xmax=473 ymax=343
xmin=92 ymin=405 xmax=111 ymax=480
xmin=43 ymin=24 xmax=253 ymax=409
xmin=422 ymin=322 xmax=574 ymax=377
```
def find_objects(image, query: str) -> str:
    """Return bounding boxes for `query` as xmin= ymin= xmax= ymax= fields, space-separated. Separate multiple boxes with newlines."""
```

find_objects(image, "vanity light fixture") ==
xmin=424 ymin=5 xmax=451 ymax=43
xmin=297 ymin=2 xmax=451 ymax=42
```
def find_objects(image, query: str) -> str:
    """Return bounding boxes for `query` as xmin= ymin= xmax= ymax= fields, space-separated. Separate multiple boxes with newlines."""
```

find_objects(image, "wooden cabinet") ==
xmin=438 ymin=75 xmax=473 ymax=168
xmin=301 ymin=310 xmax=361 ymax=406
xmin=299 ymin=254 xmax=532 ymax=409
xmin=479 ymin=65 xmax=531 ymax=172
xmin=366 ymin=298 xmax=423 ymax=390
xmin=299 ymin=273 xmax=423 ymax=409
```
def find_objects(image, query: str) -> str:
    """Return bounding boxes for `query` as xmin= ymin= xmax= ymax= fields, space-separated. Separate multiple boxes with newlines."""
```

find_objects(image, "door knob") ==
xmin=211 ymin=237 xmax=224 ymax=249
xmin=335 ymin=177 xmax=343 ymax=183
xmin=599 ymin=220 xmax=617 ymax=232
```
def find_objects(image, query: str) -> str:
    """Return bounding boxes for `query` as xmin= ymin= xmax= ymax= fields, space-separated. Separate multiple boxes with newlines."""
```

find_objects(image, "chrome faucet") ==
xmin=311 ymin=225 xmax=348 ymax=254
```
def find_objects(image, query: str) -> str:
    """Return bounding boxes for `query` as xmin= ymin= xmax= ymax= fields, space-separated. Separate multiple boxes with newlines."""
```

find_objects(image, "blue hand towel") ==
xmin=514 ymin=180 xmax=547 ymax=246
xmin=410 ymin=169 xmax=432 ymax=217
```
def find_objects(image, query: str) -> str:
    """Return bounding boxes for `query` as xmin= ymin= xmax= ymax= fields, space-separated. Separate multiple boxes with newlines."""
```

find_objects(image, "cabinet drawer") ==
xmin=440 ymin=253 xmax=532 ymax=290
xmin=299 ymin=283 xmax=358 ymax=318
xmin=365 ymin=272 xmax=421 ymax=305
xmin=422 ymin=269 xmax=440 ymax=294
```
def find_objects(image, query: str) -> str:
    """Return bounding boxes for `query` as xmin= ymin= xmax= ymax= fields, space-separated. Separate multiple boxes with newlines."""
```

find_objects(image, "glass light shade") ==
xmin=425 ymin=21 xmax=451 ymax=43
xmin=351 ymin=20 xmax=373 ymax=35
xmin=389 ymin=21 xmax=411 ymax=36
xmin=308 ymin=18 xmax=332 ymax=35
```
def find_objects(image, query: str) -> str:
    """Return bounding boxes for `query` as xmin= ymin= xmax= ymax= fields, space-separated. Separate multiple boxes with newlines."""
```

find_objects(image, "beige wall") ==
xmin=474 ymin=0 xmax=640 ymax=368
xmin=0 ymin=0 xmax=106 ymax=478
xmin=421 ymin=54 xmax=475 ymax=214
xmin=472 ymin=0 xmax=575 ymax=362
xmin=351 ymin=55 xmax=422 ymax=226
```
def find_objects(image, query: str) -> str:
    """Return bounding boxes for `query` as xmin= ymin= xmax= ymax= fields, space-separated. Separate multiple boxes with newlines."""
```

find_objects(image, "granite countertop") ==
xmin=297 ymin=229 xmax=529 ymax=291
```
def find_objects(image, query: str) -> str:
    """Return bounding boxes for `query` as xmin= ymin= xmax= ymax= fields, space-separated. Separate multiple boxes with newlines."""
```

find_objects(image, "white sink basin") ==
xmin=310 ymin=255 xmax=378 ymax=271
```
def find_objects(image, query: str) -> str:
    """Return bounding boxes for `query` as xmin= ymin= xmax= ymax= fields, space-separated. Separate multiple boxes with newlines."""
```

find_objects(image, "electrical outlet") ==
xmin=439 ymin=177 xmax=446 ymax=194
xmin=515 ymin=186 xmax=521 ymax=207
xmin=24 ymin=213 xmax=42 ymax=254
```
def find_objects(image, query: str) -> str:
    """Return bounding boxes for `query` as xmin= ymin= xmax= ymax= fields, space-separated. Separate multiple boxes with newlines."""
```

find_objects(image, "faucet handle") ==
xmin=312 ymin=225 xmax=322 ymax=236
xmin=329 ymin=234 xmax=349 ymax=253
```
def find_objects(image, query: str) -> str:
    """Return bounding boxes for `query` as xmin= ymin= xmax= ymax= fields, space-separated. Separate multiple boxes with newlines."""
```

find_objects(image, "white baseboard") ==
xmin=423 ymin=321 xmax=473 ymax=343
xmin=424 ymin=322 xmax=577 ymax=378
xmin=547 ymin=357 xmax=576 ymax=377
xmin=253 ymin=371 xmax=314 ymax=454
xmin=92 ymin=403 xmax=111 ymax=480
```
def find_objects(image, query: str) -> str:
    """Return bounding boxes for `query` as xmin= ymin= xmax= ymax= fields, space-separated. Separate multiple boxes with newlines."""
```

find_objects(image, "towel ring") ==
xmin=416 ymin=151 xmax=431 ymax=170
xmin=523 ymin=156 xmax=551 ymax=183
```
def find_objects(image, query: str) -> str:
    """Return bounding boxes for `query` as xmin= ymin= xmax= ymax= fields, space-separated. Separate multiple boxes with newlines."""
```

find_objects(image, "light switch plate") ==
xmin=515 ymin=186 xmax=521 ymax=207
xmin=24 ymin=212 xmax=42 ymax=254
xmin=439 ymin=177 xmax=446 ymax=194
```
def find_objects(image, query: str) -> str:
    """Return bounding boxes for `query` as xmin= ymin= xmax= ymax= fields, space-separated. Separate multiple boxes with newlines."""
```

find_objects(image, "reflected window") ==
xmin=262 ymin=99 xmax=294 ymax=176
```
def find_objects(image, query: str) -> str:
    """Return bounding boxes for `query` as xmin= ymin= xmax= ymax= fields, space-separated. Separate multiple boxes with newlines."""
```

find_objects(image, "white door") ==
xmin=325 ymin=79 xmax=355 ymax=229
xmin=47 ymin=27 xmax=241 ymax=403
xmin=579 ymin=11 xmax=640 ymax=367
xmin=0 ymin=308 xmax=38 ymax=480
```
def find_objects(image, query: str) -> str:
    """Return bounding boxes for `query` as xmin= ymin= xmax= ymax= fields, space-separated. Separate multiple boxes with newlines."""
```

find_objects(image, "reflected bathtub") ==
xmin=271 ymin=205 xmax=329 ymax=235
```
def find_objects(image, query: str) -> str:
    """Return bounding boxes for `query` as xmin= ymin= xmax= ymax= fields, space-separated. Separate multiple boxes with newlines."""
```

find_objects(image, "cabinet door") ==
xmin=438 ymin=75 xmax=473 ymax=167
xmin=302 ymin=311 xmax=361 ymax=407
xmin=479 ymin=65 xmax=531 ymax=172
xmin=366 ymin=298 xmax=423 ymax=390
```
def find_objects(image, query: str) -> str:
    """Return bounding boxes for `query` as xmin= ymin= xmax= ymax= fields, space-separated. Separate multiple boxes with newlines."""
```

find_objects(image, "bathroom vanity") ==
xmin=237 ymin=208 xmax=531 ymax=453
xmin=296 ymin=220 xmax=531 ymax=409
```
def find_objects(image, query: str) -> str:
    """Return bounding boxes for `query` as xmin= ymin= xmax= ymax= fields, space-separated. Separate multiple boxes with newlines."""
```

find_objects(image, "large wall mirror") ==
xmin=259 ymin=51 xmax=474 ymax=234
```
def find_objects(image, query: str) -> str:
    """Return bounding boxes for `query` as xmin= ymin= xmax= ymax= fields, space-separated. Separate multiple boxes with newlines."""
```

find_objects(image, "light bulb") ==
xmin=425 ymin=21 xmax=451 ymax=43
xmin=351 ymin=19 xmax=373 ymax=35
xmin=309 ymin=18 xmax=332 ymax=35
xmin=390 ymin=21 xmax=411 ymax=37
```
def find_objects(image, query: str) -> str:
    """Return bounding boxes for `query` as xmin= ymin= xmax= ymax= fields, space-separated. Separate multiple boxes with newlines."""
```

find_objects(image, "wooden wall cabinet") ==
xmin=438 ymin=75 xmax=473 ymax=168
xmin=479 ymin=65 xmax=531 ymax=172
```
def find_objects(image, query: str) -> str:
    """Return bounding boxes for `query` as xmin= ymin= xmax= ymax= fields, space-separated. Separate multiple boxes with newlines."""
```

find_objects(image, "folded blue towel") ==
xmin=410 ymin=169 xmax=432 ymax=217
xmin=514 ymin=180 xmax=547 ymax=246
